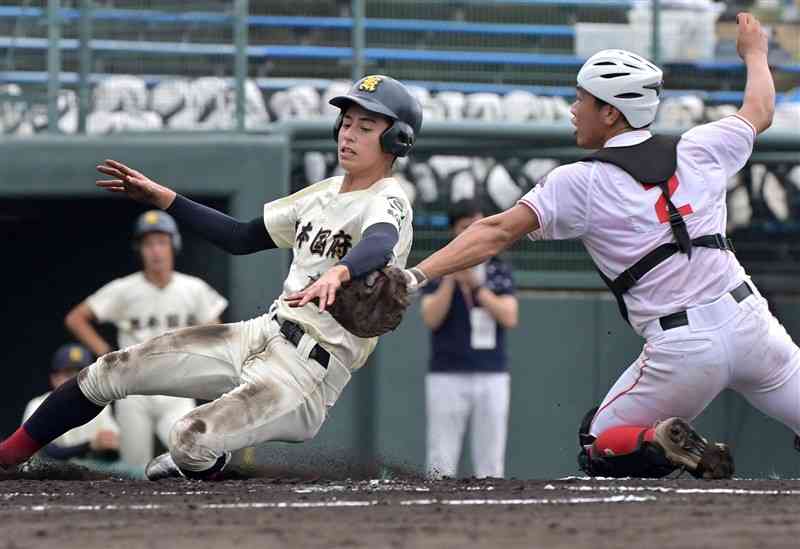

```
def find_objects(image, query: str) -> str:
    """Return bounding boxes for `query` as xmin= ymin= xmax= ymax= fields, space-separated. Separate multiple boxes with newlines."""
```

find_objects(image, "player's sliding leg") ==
xmin=0 ymin=321 xmax=261 ymax=468
xmin=146 ymin=326 xmax=351 ymax=480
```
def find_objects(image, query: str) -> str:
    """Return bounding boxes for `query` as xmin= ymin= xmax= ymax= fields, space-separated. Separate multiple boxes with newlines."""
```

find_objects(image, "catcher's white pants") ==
xmin=591 ymin=281 xmax=800 ymax=439
xmin=115 ymin=395 xmax=196 ymax=469
xmin=426 ymin=372 xmax=510 ymax=478
xmin=78 ymin=313 xmax=350 ymax=473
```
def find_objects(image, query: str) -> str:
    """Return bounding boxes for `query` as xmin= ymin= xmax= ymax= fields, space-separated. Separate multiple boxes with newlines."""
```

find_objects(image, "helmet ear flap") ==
xmin=332 ymin=112 xmax=344 ymax=144
xmin=380 ymin=121 xmax=415 ymax=157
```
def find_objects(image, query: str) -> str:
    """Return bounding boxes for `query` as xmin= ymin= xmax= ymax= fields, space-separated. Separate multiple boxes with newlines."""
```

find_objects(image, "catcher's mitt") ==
xmin=327 ymin=266 xmax=410 ymax=338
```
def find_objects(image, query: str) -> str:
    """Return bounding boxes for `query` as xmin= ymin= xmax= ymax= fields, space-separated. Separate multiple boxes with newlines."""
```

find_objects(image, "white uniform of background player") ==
xmin=0 ymin=75 xmax=423 ymax=480
xmin=403 ymin=15 xmax=792 ymax=477
xmin=66 ymin=211 xmax=227 ymax=471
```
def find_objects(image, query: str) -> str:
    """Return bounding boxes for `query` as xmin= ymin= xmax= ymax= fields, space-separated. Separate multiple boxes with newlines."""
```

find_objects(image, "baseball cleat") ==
xmin=145 ymin=452 xmax=184 ymax=481
xmin=652 ymin=418 xmax=734 ymax=479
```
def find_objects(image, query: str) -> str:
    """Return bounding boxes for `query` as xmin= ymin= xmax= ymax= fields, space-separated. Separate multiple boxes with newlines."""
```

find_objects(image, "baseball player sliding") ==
xmin=0 ymin=75 xmax=421 ymax=480
xmin=404 ymin=14 xmax=790 ymax=478
xmin=65 ymin=211 xmax=227 ymax=474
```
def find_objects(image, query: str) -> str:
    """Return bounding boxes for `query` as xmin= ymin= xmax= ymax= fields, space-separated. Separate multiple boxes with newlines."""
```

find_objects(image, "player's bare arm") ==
xmin=735 ymin=12 xmax=775 ymax=133
xmin=412 ymin=204 xmax=539 ymax=283
xmin=65 ymin=302 xmax=113 ymax=357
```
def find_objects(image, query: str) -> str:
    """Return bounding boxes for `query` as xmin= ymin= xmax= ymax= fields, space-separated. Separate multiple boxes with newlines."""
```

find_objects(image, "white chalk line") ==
xmin=0 ymin=494 xmax=655 ymax=513
xmin=2 ymin=490 xmax=216 ymax=500
xmin=543 ymin=484 xmax=800 ymax=496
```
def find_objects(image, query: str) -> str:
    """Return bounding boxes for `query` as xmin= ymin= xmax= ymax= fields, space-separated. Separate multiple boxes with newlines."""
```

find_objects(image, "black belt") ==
xmin=274 ymin=318 xmax=329 ymax=369
xmin=658 ymin=281 xmax=753 ymax=331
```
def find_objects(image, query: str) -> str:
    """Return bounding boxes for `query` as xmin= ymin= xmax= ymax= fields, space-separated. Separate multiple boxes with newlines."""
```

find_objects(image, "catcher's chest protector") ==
xmin=581 ymin=136 xmax=735 ymax=323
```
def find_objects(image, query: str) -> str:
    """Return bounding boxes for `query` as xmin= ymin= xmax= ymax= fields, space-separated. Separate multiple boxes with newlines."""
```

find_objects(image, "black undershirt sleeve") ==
xmin=166 ymin=194 xmax=277 ymax=255
xmin=338 ymin=223 xmax=399 ymax=279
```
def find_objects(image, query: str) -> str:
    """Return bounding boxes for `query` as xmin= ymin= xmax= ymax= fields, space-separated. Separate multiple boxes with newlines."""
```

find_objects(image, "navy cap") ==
xmin=52 ymin=343 xmax=93 ymax=371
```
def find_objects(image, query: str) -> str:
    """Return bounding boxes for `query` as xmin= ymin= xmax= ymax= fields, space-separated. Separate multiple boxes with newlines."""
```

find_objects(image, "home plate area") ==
xmin=2 ymin=463 xmax=799 ymax=549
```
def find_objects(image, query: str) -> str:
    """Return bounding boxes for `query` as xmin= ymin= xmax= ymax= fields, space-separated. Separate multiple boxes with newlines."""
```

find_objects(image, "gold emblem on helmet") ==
xmin=69 ymin=346 xmax=84 ymax=363
xmin=144 ymin=211 xmax=160 ymax=225
xmin=358 ymin=75 xmax=383 ymax=93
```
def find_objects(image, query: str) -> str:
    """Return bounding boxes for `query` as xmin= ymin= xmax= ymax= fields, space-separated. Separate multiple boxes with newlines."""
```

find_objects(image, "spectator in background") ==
xmin=421 ymin=199 xmax=519 ymax=478
xmin=23 ymin=343 xmax=123 ymax=473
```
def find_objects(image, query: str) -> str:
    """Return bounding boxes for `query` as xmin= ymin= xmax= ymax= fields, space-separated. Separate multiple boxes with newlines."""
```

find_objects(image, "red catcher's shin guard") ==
xmin=591 ymin=426 xmax=655 ymax=458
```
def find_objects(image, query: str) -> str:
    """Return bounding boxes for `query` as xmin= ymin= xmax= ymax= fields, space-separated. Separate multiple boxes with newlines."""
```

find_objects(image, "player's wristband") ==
xmin=407 ymin=267 xmax=429 ymax=288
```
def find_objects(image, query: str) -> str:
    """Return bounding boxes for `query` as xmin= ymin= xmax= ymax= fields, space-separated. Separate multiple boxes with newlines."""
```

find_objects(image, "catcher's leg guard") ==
xmin=577 ymin=407 xmax=675 ymax=478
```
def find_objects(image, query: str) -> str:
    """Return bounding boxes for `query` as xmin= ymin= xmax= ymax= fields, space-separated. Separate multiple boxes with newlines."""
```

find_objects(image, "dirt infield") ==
xmin=2 ymin=464 xmax=800 ymax=549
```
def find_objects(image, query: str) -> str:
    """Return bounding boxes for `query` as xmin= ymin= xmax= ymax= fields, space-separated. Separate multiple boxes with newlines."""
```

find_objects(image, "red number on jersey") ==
xmin=642 ymin=174 xmax=693 ymax=224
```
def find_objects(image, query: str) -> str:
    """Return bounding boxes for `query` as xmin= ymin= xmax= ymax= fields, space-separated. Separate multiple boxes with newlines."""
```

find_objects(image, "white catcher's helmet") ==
xmin=577 ymin=49 xmax=663 ymax=129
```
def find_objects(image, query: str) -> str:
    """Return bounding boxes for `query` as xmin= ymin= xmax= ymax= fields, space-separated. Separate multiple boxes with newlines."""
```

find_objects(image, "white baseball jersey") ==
xmin=86 ymin=271 xmax=227 ymax=468
xmin=24 ymin=392 xmax=119 ymax=448
xmin=86 ymin=271 xmax=228 ymax=348
xmin=520 ymin=115 xmax=755 ymax=335
xmin=264 ymin=175 xmax=414 ymax=371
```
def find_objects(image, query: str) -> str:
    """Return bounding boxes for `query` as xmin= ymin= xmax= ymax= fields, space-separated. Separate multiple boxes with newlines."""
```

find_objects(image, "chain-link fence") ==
xmin=1 ymin=0 xmax=799 ymax=284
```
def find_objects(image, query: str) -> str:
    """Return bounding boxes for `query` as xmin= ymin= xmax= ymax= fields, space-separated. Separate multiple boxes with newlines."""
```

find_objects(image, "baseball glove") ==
xmin=327 ymin=266 xmax=411 ymax=338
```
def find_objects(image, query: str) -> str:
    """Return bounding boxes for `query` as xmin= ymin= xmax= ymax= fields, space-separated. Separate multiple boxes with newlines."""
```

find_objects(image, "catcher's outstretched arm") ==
xmin=415 ymin=204 xmax=538 ymax=281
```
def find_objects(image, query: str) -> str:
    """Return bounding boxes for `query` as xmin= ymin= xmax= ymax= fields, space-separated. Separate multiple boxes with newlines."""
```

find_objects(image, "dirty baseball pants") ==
xmin=78 ymin=313 xmax=351 ymax=473
xmin=114 ymin=395 xmax=196 ymax=469
xmin=590 ymin=281 xmax=800 ymax=440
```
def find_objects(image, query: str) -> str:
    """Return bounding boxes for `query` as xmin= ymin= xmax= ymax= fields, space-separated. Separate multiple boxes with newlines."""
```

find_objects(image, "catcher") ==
xmin=0 ymin=75 xmax=420 ymax=480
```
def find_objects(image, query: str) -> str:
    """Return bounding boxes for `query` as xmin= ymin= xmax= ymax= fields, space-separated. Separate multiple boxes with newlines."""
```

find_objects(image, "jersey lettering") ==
xmin=327 ymin=231 xmax=353 ymax=260
xmin=296 ymin=222 xmax=313 ymax=248
xmin=642 ymin=174 xmax=693 ymax=224
xmin=309 ymin=228 xmax=331 ymax=256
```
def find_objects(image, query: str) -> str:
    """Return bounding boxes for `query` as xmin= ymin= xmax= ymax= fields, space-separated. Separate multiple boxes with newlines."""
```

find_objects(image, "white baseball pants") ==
xmin=426 ymin=372 xmax=510 ymax=478
xmin=591 ymin=282 xmax=800 ymax=439
xmin=114 ymin=395 xmax=196 ymax=469
xmin=77 ymin=313 xmax=350 ymax=473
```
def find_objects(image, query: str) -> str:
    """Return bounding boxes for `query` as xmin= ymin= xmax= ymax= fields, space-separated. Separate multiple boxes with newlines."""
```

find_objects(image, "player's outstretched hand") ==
xmin=285 ymin=265 xmax=351 ymax=313
xmin=96 ymin=159 xmax=176 ymax=209
xmin=736 ymin=12 xmax=768 ymax=61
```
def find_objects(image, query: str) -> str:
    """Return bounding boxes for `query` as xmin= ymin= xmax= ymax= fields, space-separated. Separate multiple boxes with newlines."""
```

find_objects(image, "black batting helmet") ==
xmin=133 ymin=210 xmax=182 ymax=253
xmin=329 ymin=75 xmax=423 ymax=157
